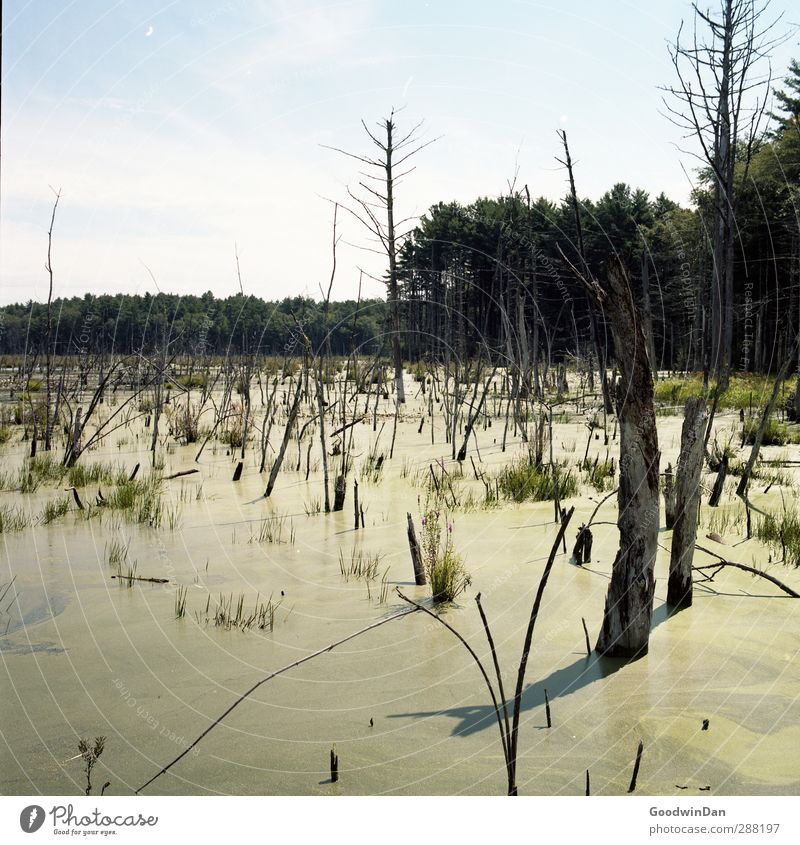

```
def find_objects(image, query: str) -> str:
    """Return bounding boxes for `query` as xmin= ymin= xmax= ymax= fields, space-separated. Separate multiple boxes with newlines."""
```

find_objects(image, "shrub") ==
xmin=421 ymin=506 xmax=471 ymax=603
xmin=742 ymin=414 xmax=799 ymax=446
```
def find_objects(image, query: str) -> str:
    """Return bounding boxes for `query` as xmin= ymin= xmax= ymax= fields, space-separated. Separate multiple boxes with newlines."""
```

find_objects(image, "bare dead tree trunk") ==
xmin=406 ymin=512 xmax=426 ymax=586
xmin=264 ymin=379 xmax=303 ymax=498
xmin=324 ymin=112 xmax=437 ymax=407
xmin=569 ymin=256 xmax=660 ymax=659
xmin=667 ymin=396 xmax=708 ymax=608
xmin=44 ymin=189 xmax=61 ymax=452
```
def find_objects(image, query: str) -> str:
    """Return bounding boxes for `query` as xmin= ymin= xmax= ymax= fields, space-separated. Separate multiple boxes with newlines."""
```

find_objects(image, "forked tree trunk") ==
xmin=593 ymin=257 xmax=660 ymax=659
xmin=667 ymin=396 xmax=708 ymax=608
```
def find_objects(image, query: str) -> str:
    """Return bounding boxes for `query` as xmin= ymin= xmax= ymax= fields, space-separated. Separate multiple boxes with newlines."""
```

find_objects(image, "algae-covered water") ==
xmin=1 ymin=379 xmax=798 ymax=795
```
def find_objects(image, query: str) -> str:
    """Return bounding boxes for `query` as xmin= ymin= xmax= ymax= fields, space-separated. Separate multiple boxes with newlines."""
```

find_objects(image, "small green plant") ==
xmin=497 ymin=458 xmax=578 ymax=503
xmin=304 ymin=497 xmax=322 ymax=516
xmin=580 ymin=456 xmax=616 ymax=492
xmin=77 ymin=736 xmax=105 ymax=796
xmin=67 ymin=461 xmax=127 ymax=488
xmin=105 ymin=478 xmax=164 ymax=527
xmin=338 ymin=548 xmax=383 ymax=582
xmin=421 ymin=506 xmax=471 ymax=603
xmin=175 ymin=585 xmax=188 ymax=619
xmin=249 ymin=513 xmax=295 ymax=544
xmin=742 ymin=414 xmax=798 ymax=446
xmin=119 ymin=560 xmax=138 ymax=588
xmin=755 ymin=506 xmax=800 ymax=567
xmin=39 ymin=497 xmax=70 ymax=525
xmin=105 ymin=537 xmax=130 ymax=568
xmin=198 ymin=592 xmax=282 ymax=632
xmin=0 ymin=504 xmax=28 ymax=533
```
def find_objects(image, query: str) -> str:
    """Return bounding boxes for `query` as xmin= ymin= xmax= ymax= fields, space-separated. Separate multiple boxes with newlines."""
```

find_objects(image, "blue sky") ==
xmin=2 ymin=0 xmax=797 ymax=304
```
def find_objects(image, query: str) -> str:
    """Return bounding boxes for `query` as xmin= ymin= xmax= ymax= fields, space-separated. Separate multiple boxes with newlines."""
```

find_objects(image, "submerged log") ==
xmin=667 ymin=397 xmax=707 ymax=608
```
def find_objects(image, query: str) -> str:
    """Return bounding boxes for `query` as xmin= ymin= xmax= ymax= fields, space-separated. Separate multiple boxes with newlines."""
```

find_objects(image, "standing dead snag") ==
xmin=667 ymin=397 xmax=708 ymax=609
xmin=565 ymin=255 xmax=660 ymax=659
xmin=406 ymin=512 xmax=426 ymax=586
xmin=264 ymin=379 xmax=303 ymax=498
xmin=324 ymin=110 xmax=438 ymax=406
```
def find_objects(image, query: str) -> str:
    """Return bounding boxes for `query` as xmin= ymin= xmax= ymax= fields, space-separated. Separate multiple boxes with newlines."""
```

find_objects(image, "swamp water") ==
xmin=1 ymin=381 xmax=798 ymax=795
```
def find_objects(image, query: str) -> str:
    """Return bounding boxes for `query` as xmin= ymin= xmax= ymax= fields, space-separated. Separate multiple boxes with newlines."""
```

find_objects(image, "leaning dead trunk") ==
xmin=590 ymin=257 xmax=660 ymax=659
xmin=667 ymin=396 xmax=707 ymax=608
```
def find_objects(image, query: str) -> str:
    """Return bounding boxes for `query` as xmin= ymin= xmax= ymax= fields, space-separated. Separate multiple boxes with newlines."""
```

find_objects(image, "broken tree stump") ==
xmin=407 ymin=512 xmax=426 ymax=586
xmin=572 ymin=524 xmax=593 ymax=565
xmin=667 ymin=396 xmax=707 ymax=609
xmin=332 ymin=474 xmax=346 ymax=512
xmin=330 ymin=746 xmax=338 ymax=783
xmin=664 ymin=463 xmax=676 ymax=529
xmin=708 ymin=453 xmax=727 ymax=507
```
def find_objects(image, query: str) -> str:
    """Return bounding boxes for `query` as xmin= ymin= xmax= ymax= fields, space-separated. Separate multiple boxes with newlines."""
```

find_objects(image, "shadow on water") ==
xmin=389 ymin=603 xmax=674 ymax=739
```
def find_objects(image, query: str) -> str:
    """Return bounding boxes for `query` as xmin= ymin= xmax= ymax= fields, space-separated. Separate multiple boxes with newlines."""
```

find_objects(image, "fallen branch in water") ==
xmin=136 ymin=606 xmax=419 ymax=794
xmin=163 ymin=469 xmax=199 ymax=480
xmin=694 ymin=546 xmax=799 ymax=598
xmin=110 ymin=575 xmax=169 ymax=584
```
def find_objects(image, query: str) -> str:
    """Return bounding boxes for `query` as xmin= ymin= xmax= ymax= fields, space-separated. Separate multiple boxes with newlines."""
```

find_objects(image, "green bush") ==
xmin=742 ymin=415 xmax=799 ymax=446
xmin=421 ymin=506 xmax=471 ymax=603
xmin=497 ymin=458 xmax=578 ymax=503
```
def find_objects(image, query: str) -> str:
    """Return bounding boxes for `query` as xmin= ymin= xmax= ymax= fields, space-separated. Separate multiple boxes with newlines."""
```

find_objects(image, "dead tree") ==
xmin=557 ymin=131 xmax=613 ymax=423
xmin=43 ymin=188 xmax=61 ymax=452
xmin=663 ymin=0 xmax=784 ymax=389
xmin=564 ymin=253 xmax=661 ymax=659
xmin=324 ymin=110 xmax=437 ymax=405
xmin=667 ymin=396 xmax=708 ymax=608
xmin=264 ymin=378 xmax=303 ymax=498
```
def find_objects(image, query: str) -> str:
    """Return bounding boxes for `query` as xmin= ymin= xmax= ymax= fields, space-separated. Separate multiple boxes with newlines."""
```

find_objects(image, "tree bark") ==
xmin=667 ymin=396 xmax=708 ymax=608
xmin=592 ymin=257 xmax=660 ymax=659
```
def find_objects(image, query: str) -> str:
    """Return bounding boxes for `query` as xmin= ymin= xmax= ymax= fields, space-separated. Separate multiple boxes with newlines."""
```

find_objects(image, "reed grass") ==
xmin=339 ymin=548 xmax=383 ymax=582
xmin=0 ymin=504 xmax=28 ymax=533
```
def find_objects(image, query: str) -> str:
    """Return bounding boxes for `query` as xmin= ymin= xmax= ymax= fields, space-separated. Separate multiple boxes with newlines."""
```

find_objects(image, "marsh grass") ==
xmin=0 ymin=504 xmax=28 ymax=533
xmin=304 ymin=497 xmax=322 ymax=516
xmin=705 ymin=505 xmax=745 ymax=537
xmin=580 ymin=455 xmax=616 ymax=492
xmin=497 ymin=458 xmax=578 ymax=503
xmin=17 ymin=455 xmax=64 ymax=492
xmin=755 ymin=507 xmax=800 ymax=567
xmin=654 ymin=373 xmax=790 ymax=411
xmin=39 ymin=497 xmax=70 ymax=525
xmin=105 ymin=537 xmax=130 ymax=568
xmin=67 ymin=461 xmax=128 ymax=488
xmin=119 ymin=560 xmax=138 ymax=587
xmin=742 ymin=414 xmax=800 ymax=446
xmin=198 ymin=592 xmax=282 ymax=632
xmin=249 ymin=513 xmax=295 ymax=544
xmin=106 ymin=477 xmax=164 ymax=527
xmin=339 ymin=548 xmax=383 ymax=582
xmin=174 ymin=585 xmax=188 ymax=619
